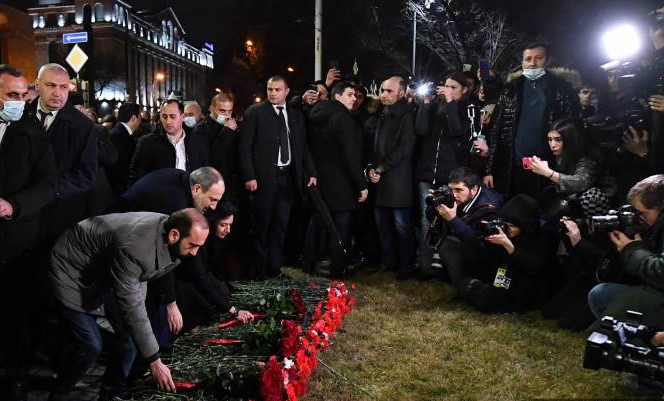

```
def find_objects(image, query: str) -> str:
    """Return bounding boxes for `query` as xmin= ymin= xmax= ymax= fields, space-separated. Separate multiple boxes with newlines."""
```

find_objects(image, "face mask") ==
xmin=184 ymin=116 xmax=197 ymax=128
xmin=522 ymin=68 xmax=546 ymax=81
xmin=215 ymin=114 xmax=228 ymax=125
xmin=0 ymin=100 xmax=25 ymax=122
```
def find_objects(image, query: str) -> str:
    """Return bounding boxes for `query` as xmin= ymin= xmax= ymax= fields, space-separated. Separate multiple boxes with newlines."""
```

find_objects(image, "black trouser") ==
xmin=303 ymin=209 xmax=351 ymax=276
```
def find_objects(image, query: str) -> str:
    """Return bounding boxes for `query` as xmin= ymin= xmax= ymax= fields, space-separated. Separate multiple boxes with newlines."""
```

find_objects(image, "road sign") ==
xmin=62 ymin=32 xmax=88 ymax=44
xmin=65 ymin=44 xmax=89 ymax=73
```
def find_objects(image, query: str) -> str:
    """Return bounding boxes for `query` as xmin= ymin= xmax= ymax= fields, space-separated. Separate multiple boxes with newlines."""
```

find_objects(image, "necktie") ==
xmin=276 ymin=106 xmax=290 ymax=164
xmin=40 ymin=111 xmax=52 ymax=130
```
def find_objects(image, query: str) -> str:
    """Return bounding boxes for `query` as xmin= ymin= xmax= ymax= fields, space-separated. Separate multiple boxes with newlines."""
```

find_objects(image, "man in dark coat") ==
xmin=367 ymin=75 xmax=417 ymax=279
xmin=48 ymin=209 xmax=209 ymax=400
xmin=238 ymin=75 xmax=317 ymax=279
xmin=25 ymin=63 xmax=98 ymax=239
xmin=303 ymin=81 xmax=368 ymax=277
xmin=108 ymin=102 xmax=141 ymax=195
xmin=484 ymin=43 xmax=580 ymax=198
xmin=128 ymin=99 xmax=208 ymax=185
xmin=0 ymin=64 xmax=59 ymax=401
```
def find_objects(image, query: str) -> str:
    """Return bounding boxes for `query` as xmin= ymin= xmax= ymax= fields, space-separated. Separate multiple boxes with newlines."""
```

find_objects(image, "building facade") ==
xmin=27 ymin=0 xmax=214 ymax=112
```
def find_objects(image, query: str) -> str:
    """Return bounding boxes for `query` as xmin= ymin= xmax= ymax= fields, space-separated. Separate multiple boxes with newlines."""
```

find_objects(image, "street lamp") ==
xmin=412 ymin=0 xmax=434 ymax=75
xmin=152 ymin=72 xmax=165 ymax=109
xmin=287 ymin=66 xmax=295 ymax=73
xmin=246 ymin=40 xmax=253 ymax=48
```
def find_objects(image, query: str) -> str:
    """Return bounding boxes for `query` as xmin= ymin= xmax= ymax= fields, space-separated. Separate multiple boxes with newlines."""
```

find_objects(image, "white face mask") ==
xmin=0 ymin=100 xmax=25 ymax=122
xmin=215 ymin=114 xmax=228 ymax=125
xmin=184 ymin=116 xmax=197 ymax=128
xmin=522 ymin=68 xmax=546 ymax=81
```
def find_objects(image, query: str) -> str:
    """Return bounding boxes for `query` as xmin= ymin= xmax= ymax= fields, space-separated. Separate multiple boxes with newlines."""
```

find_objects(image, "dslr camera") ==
xmin=425 ymin=185 xmax=455 ymax=208
xmin=588 ymin=205 xmax=646 ymax=237
xmin=584 ymin=109 xmax=648 ymax=149
xmin=479 ymin=218 xmax=509 ymax=236
xmin=584 ymin=311 xmax=664 ymax=382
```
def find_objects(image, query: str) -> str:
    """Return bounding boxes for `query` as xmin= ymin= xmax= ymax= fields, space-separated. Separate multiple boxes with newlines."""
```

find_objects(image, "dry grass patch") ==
xmin=284 ymin=268 xmax=634 ymax=401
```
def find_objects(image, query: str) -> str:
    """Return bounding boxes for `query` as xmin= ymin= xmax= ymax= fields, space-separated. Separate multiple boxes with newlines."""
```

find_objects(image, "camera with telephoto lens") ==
xmin=479 ymin=218 xmax=509 ymax=236
xmin=425 ymin=185 xmax=455 ymax=208
xmin=583 ymin=311 xmax=664 ymax=383
xmin=558 ymin=217 xmax=586 ymax=234
xmin=588 ymin=205 xmax=646 ymax=237
xmin=584 ymin=108 xmax=648 ymax=149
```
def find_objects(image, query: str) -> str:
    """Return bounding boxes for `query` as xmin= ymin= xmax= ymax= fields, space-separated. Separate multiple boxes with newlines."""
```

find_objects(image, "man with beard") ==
xmin=48 ymin=209 xmax=208 ymax=400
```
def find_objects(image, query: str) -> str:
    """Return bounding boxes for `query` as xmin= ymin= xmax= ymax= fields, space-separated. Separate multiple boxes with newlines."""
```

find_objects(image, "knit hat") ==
xmin=579 ymin=187 xmax=610 ymax=218
xmin=497 ymin=194 xmax=540 ymax=234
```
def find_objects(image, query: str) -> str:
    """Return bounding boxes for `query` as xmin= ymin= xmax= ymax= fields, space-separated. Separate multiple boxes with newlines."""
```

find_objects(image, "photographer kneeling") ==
xmin=426 ymin=167 xmax=501 ymax=284
xmin=588 ymin=174 xmax=664 ymax=324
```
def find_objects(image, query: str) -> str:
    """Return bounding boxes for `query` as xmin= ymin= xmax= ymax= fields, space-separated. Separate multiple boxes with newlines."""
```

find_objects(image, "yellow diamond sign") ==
xmin=65 ymin=44 xmax=89 ymax=73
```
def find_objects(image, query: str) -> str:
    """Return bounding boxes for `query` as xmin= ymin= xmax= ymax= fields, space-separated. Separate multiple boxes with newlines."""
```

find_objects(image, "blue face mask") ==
xmin=215 ymin=114 xmax=228 ymax=125
xmin=184 ymin=116 xmax=197 ymax=128
xmin=523 ymin=68 xmax=546 ymax=81
xmin=0 ymin=100 xmax=25 ymax=122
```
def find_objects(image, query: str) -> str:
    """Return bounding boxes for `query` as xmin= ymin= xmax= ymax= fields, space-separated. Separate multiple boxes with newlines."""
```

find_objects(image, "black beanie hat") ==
xmin=497 ymin=194 xmax=539 ymax=234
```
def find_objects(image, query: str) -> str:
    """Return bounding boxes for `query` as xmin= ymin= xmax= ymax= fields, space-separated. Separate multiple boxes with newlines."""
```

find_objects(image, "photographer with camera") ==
xmin=414 ymin=72 xmax=480 ymax=274
xmin=426 ymin=167 xmax=501 ymax=281
xmin=587 ymin=175 xmax=664 ymax=327
xmin=441 ymin=194 xmax=551 ymax=313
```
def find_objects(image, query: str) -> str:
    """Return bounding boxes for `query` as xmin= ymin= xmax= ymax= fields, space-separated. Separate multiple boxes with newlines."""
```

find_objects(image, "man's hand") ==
xmin=560 ymin=219 xmax=582 ymax=247
xmin=302 ymin=89 xmax=319 ymax=105
xmin=436 ymin=202 xmax=457 ymax=221
xmin=652 ymin=331 xmax=664 ymax=346
xmin=609 ymin=230 xmax=641 ymax=252
xmin=245 ymin=179 xmax=258 ymax=191
xmin=307 ymin=177 xmax=317 ymax=187
xmin=236 ymin=310 xmax=254 ymax=323
xmin=485 ymin=226 xmax=515 ymax=254
xmin=622 ymin=127 xmax=649 ymax=157
xmin=483 ymin=175 xmax=494 ymax=188
xmin=358 ymin=189 xmax=368 ymax=203
xmin=649 ymin=94 xmax=664 ymax=113
xmin=166 ymin=301 xmax=183 ymax=335
xmin=368 ymin=168 xmax=381 ymax=184
xmin=473 ymin=138 xmax=489 ymax=157
xmin=224 ymin=117 xmax=238 ymax=131
xmin=325 ymin=68 xmax=341 ymax=88
xmin=0 ymin=197 xmax=14 ymax=218
xmin=149 ymin=359 xmax=175 ymax=392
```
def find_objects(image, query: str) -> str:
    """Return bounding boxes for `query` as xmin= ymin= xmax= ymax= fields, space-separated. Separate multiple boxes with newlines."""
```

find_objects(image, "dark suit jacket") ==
xmin=108 ymin=123 xmax=137 ymax=195
xmin=25 ymin=98 xmax=98 ymax=237
xmin=0 ymin=116 xmax=58 ymax=262
xmin=111 ymin=168 xmax=192 ymax=215
xmin=238 ymin=101 xmax=316 ymax=196
xmin=127 ymin=128 xmax=209 ymax=186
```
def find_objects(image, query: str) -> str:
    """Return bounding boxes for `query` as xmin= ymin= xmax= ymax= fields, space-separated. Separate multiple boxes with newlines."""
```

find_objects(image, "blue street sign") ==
xmin=62 ymin=32 xmax=88 ymax=44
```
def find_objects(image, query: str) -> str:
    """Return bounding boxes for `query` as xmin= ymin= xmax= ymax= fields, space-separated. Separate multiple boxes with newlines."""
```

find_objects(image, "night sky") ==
xmin=6 ymin=0 xmax=664 ymax=108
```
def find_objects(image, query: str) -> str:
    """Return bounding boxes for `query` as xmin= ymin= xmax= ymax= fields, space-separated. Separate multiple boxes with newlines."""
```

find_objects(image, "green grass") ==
xmin=284 ymin=268 xmax=635 ymax=401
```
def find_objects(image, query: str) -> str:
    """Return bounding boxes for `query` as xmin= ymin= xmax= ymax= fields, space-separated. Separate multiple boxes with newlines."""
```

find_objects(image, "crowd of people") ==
xmin=2 ymin=6 xmax=664 ymax=400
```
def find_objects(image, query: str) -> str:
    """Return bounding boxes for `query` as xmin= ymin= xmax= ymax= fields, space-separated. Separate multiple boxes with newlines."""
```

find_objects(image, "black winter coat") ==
xmin=193 ymin=116 xmax=239 ymax=183
xmin=370 ymin=100 xmax=416 ymax=208
xmin=486 ymin=71 xmax=580 ymax=195
xmin=0 ymin=117 xmax=58 ymax=263
xmin=414 ymin=100 xmax=474 ymax=185
xmin=307 ymin=100 xmax=367 ymax=212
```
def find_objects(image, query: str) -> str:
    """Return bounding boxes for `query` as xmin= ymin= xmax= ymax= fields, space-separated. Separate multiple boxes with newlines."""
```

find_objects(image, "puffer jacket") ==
xmin=486 ymin=68 xmax=581 ymax=195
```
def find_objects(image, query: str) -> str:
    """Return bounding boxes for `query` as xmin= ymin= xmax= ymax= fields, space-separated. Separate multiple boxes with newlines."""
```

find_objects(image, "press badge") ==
xmin=493 ymin=267 xmax=511 ymax=289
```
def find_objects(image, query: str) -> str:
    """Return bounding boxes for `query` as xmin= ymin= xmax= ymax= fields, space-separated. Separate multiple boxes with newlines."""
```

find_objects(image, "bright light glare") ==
xmin=416 ymin=84 xmax=430 ymax=96
xmin=602 ymin=24 xmax=641 ymax=61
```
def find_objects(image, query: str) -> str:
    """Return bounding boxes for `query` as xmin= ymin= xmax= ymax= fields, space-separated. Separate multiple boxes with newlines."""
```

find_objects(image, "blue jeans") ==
xmin=54 ymin=303 xmax=137 ymax=396
xmin=587 ymin=282 xmax=632 ymax=318
xmin=417 ymin=182 xmax=435 ymax=270
xmin=374 ymin=207 xmax=415 ymax=273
